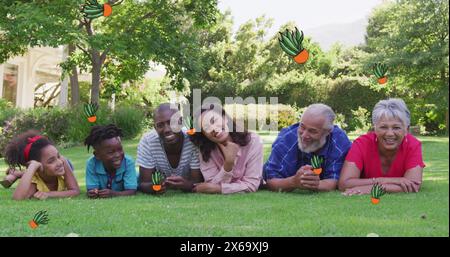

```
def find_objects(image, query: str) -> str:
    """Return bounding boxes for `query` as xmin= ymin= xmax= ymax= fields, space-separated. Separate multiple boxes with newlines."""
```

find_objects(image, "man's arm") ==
xmin=266 ymin=176 xmax=298 ymax=192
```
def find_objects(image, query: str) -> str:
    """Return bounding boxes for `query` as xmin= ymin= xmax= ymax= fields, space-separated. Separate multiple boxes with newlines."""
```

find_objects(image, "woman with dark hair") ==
xmin=3 ymin=130 xmax=80 ymax=200
xmin=189 ymin=104 xmax=263 ymax=194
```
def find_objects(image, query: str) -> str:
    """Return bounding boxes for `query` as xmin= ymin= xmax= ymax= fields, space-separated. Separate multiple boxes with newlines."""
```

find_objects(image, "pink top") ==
xmin=345 ymin=132 xmax=425 ymax=178
xmin=199 ymin=133 xmax=263 ymax=194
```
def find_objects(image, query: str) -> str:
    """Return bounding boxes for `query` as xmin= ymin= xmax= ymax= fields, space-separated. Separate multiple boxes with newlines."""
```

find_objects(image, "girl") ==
xmin=4 ymin=130 xmax=80 ymax=200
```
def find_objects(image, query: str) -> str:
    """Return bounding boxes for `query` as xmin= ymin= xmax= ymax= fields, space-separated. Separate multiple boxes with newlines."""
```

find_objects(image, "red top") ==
xmin=345 ymin=132 xmax=425 ymax=178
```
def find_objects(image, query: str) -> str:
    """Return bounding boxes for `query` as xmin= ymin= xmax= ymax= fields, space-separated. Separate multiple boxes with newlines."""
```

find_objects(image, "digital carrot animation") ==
xmin=84 ymin=103 xmax=99 ymax=123
xmin=311 ymin=155 xmax=324 ymax=175
xmin=152 ymin=170 xmax=164 ymax=192
xmin=184 ymin=116 xmax=196 ymax=136
xmin=371 ymin=183 xmax=386 ymax=205
xmin=83 ymin=0 xmax=112 ymax=19
xmin=29 ymin=210 xmax=49 ymax=229
xmin=373 ymin=63 xmax=388 ymax=84
xmin=82 ymin=0 xmax=123 ymax=19
xmin=278 ymin=27 xmax=309 ymax=64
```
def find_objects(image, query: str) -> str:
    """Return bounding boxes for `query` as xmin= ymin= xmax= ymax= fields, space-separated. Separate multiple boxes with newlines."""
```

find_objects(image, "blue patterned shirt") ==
xmin=263 ymin=123 xmax=351 ymax=180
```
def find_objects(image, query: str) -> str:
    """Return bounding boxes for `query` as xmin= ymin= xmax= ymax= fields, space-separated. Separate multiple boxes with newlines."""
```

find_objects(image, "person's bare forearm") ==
xmin=345 ymin=183 xmax=418 ymax=194
xmin=138 ymin=182 xmax=154 ymax=194
xmin=223 ymin=161 xmax=234 ymax=172
xmin=339 ymin=178 xmax=375 ymax=191
xmin=46 ymin=190 xmax=80 ymax=198
xmin=318 ymin=179 xmax=337 ymax=192
xmin=380 ymin=184 xmax=407 ymax=193
xmin=341 ymin=177 xmax=420 ymax=191
xmin=12 ymin=171 xmax=35 ymax=200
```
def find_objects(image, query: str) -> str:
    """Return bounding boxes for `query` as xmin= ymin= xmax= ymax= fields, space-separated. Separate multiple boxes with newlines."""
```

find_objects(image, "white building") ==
xmin=0 ymin=46 xmax=167 ymax=109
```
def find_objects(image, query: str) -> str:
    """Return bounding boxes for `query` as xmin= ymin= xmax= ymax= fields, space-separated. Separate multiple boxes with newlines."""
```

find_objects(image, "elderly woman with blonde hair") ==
xmin=339 ymin=98 xmax=425 ymax=195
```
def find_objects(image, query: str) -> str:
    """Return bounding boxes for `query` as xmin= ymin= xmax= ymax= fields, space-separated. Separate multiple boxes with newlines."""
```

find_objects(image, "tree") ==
xmin=0 ymin=0 xmax=218 ymax=104
xmin=364 ymin=0 xmax=449 ymax=133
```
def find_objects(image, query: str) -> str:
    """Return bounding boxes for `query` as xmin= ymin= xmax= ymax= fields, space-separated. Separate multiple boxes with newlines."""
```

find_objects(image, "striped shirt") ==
xmin=263 ymin=123 xmax=351 ymax=181
xmin=136 ymin=130 xmax=200 ymax=178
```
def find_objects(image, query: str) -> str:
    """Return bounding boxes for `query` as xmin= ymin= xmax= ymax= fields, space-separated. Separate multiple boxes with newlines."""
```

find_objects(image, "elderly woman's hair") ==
xmin=372 ymin=98 xmax=410 ymax=127
xmin=303 ymin=103 xmax=336 ymax=130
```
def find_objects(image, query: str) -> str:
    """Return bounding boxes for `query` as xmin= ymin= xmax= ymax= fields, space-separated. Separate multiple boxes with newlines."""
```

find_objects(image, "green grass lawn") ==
xmin=0 ymin=132 xmax=448 ymax=236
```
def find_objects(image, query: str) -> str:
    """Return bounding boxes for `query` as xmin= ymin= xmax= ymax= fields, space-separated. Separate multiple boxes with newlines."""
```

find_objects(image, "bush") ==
xmin=325 ymin=77 xmax=386 ymax=132
xmin=224 ymin=103 xmax=300 ymax=131
xmin=350 ymin=107 xmax=372 ymax=134
xmin=111 ymin=104 xmax=147 ymax=139
xmin=0 ymin=99 xmax=21 ymax=126
xmin=0 ymin=107 xmax=71 ymax=157
xmin=66 ymin=103 xmax=114 ymax=144
xmin=0 ymin=103 xmax=148 ymax=157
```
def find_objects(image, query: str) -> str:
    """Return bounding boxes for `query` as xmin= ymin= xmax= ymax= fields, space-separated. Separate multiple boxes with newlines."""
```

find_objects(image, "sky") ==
xmin=218 ymin=0 xmax=384 ymax=35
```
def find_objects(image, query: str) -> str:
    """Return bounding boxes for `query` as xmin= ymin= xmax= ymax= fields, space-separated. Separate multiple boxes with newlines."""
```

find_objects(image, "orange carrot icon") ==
xmin=311 ymin=155 xmax=324 ymax=175
xmin=278 ymin=27 xmax=309 ymax=64
xmin=152 ymin=170 xmax=164 ymax=192
xmin=83 ymin=0 xmax=113 ymax=19
xmin=371 ymin=183 xmax=386 ymax=205
xmin=184 ymin=116 xmax=196 ymax=136
xmin=29 ymin=210 xmax=49 ymax=229
xmin=84 ymin=103 xmax=99 ymax=123
xmin=373 ymin=63 xmax=388 ymax=84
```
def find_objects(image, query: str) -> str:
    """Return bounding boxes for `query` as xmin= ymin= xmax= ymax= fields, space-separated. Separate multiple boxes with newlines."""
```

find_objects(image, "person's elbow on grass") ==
xmin=71 ymin=189 xmax=81 ymax=197
xmin=12 ymin=192 xmax=28 ymax=201
xmin=266 ymin=179 xmax=290 ymax=192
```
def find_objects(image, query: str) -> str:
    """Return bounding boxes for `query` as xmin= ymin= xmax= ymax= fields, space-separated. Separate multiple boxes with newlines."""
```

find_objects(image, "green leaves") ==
xmin=311 ymin=155 xmax=324 ymax=169
xmin=84 ymin=102 xmax=98 ymax=118
xmin=373 ymin=63 xmax=388 ymax=78
xmin=278 ymin=27 xmax=304 ymax=57
xmin=365 ymin=0 xmax=449 ymax=132
xmin=184 ymin=115 xmax=194 ymax=130
xmin=152 ymin=170 xmax=163 ymax=185
xmin=371 ymin=183 xmax=386 ymax=199
xmin=33 ymin=210 xmax=49 ymax=225
xmin=82 ymin=0 xmax=104 ymax=20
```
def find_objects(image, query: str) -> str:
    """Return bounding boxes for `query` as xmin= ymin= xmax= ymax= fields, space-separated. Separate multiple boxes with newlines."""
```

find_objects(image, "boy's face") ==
xmin=94 ymin=137 xmax=124 ymax=171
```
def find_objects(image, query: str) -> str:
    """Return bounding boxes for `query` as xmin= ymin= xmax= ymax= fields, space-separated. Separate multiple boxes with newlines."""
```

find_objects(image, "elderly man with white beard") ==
xmin=263 ymin=103 xmax=352 ymax=192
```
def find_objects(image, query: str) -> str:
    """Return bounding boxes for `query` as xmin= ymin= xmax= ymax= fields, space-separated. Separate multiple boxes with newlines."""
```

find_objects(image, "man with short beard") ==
xmin=263 ymin=104 xmax=351 ymax=192
xmin=137 ymin=103 xmax=203 ymax=194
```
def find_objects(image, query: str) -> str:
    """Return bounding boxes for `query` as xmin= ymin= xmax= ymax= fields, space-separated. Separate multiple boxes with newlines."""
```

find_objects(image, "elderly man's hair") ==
xmin=372 ymin=98 xmax=410 ymax=127
xmin=303 ymin=103 xmax=336 ymax=130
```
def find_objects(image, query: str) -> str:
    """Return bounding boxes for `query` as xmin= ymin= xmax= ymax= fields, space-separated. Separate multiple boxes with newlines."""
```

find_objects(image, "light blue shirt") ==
xmin=86 ymin=154 xmax=137 ymax=191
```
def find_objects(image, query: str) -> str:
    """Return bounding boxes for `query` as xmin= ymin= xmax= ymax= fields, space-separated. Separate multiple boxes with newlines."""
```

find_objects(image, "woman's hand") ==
xmin=394 ymin=177 xmax=421 ymax=193
xmin=33 ymin=191 xmax=49 ymax=200
xmin=342 ymin=185 xmax=371 ymax=196
xmin=98 ymin=189 xmax=115 ymax=198
xmin=218 ymin=141 xmax=240 ymax=172
xmin=193 ymin=182 xmax=221 ymax=194
xmin=165 ymin=176 xmax=194 ymax=192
